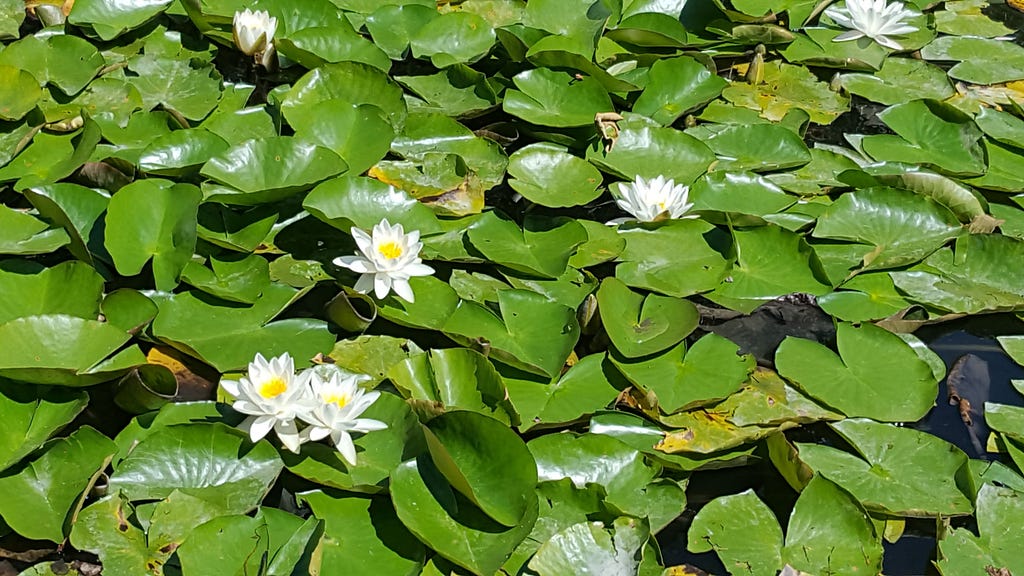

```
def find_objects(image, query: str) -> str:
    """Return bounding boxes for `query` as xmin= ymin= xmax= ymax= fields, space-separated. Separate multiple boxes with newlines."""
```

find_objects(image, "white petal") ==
xmin=401 ymin=263 xmax=434 ymax=277
xmin=220 ymin=378 xmax=240 ymax=397
xmin=833 ymin=29 xmax=866 ymax=42
xmin=353 ymin=418 xmax=389 ymax=432
xmin=351 ymin=226 xmax=372 ymax=248
xmin=335 ymin=431 xmax=358 ymax=466
xmin=373 ymin=274 xmax=392 ymax=299
xmin=353 ymin=273 xmax=375 ymax=294
xmin=392 ymin=278 xmax=415 ymax=303
xmin=248 ymin=415 xmax=276 ymax=442
xmin=873 ymin=35 xmax=903 ymax=49
xmin=276 ymin=419 xmax=302 ymax=452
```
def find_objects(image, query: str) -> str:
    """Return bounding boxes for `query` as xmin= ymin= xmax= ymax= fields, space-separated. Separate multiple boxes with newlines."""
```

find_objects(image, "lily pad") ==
xmin=890 ymin=234 xmax=1024 ymax=314
xmin=108 ymin=422 xmax=283 ymax=514
xmin=443 ymin=288 xmax=579 ymax=378
xmin=200 ymin=137 xmax=347 ymax=205
xmin=722 ymin=60 xmax=851 ymax=124
xmin=410 ymin=11 xmax=496 ymax=68
xmin=614 ymin=219 xmax=731 ymax=298
xmin=587 ymin=116 xmax=716 ymax=184
xmin=632 ymin=56 xmax=727 ymax=126
xmin=794 ymin=418 xmax=973 ymax=517
xmin=507 ymin=143 xmax=603 ymax=208
xmin=598 ymin=277 xmax=698 ymax=358
xmin=611 ymin=335 xmax=754 ymax=414
xmin=503 ymin=67 xmax=614 ymax=128
xmin=812 ymin=186 xmax=963 ymax=271
xmin=776 ymin=322 xmax=937 ymax=422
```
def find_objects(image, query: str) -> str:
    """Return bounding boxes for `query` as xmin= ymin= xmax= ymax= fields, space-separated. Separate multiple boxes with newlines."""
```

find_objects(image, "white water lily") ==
xmin=609 ymin=174 xmax=696 ymax=224
xmin=333 ymin=218 xmax=434 ymax=303
xmin=221 ymin=352 xmax=313 ymax=453
xmin=233 ymin=8 xmax=277 ymax=68
xmin=298 ymin=371 xmax=387 ymax=466
xmin=824 ymin=0 xmax=919 ymax=50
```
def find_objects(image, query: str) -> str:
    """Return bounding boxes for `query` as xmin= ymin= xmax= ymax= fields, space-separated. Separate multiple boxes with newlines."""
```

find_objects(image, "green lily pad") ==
xmin=689 ymin=171 xmax=797 ymax=225
xmin=614 ymin=219 xmax=731 ymax=298
xmin=0 ymin=383 xmax=88 ymax=473
xmin=921 ymin=36 xmax=1024 ymax=85
xmin=503 ymin=67 xmax=614 ymax=128
xmin=795 ymin=418 xmax=973 ymax=517
xmin=0 ymin=260 xmax=103 ymax=323
xmin=722 ymin=60 xmax=851 ymax=124
xmin=0 ymin=35 xmax=105 ymax=95
xmin=507 ymin=143 xmax=603 ymax=208
xmin=410 ymin=11 xmax=495 ymax=67
xmin=633 ymin=56 xmax=727 ymax=126
xmin=443 ymin=289 xmax=579 ymax=378
xmin=299 ymin=491 xmax=425 ymax=575
xmin=890 ymin=234 xmax=1024 ymax=314
xmin=424 ymin=410 xmax=536 ymax=527
xmin=125 ymin=31 xmax=222 ymax=121
xmin=466 ymin=212 xmax=587 ymax=279
xmin=818 ymin=272 xmax=913 ymax=322
xmin=201 ymin=137 xmax=347 ymax=205
xmin=859 ymin=100 xmax=986 ymax=176
xmin=180 ymin=253 xmax=270 ymax=304
xmin=693 ymin=123 xmax=811 ymax=172
xmin=69 ymin=0 xmax=173 ymax=40
xmin=397 ymin=65 xmax=499 ymax=118
xmin=139 ymin=128 xmax=229 ymax=176
xmin=391 ymin=454 xmax=538 ymax=576
xmin=0 ymin=426 xmax=115 ymax=542
xmin=0 ymin=205 xmax=70 ymax=255
xmin=838 ymin=57 xmax=955 ymax=105
xmin=687 ymin=489 xmax=783 ymax=576
xmin=388 ymin=348 xmax=518 ymax=425
xmin=304 ymin=175 xmax=442 ymax=235
xmin=275 ymin=24 xmax=392 ymax=72
xmin=936 ymin=0 xmax=1015 ymax=37
xmin=976 ymin=107 xmax=1024 ymax=149
xmin=104 ymin=179 xmax=200 ymax=291
xmin=529 ymin=517 xmax=649 ymax=576
xmin=0 ymin=65 xmax=40 ymax=121
xmin=707 ymin=225 xmax=830 ymax=314
xmin=783 ymin=475 xmax=884 ymax=575
xmin=149 ymin=284 xmax=335 ymax=372
xmin=108 ymin=422 xmax=282 ymax=513
xmin=0 ymin=315 xmax=140 ymax=386
xmin=812 ymin=186 xmax=963 ymax=271
xmin=598 ymin=277 xmax=698 ymax=358
xmin=505 ymin=353 xmax=622 ymax=431
xmin=936 ymin=483 xmax=1024 ymax=574
xmin=776 ymin=322 xmax=937 ymax=422
xmin=587 ymin=116 xmax=716 ymax=184
xmin=364 ymin=3 xmax=438 ymax=59
xmin=289 ymin=100 xmax=394 ymax=175
xmin=611 ymin=335 xmax=754 ymax=414
xmin=281 ymin=61 xmax=407 ymax=130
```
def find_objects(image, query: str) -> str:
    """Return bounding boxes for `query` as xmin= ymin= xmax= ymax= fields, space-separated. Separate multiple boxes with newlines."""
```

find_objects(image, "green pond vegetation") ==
xmin=1 ymin=0 xmax=1024 ymax=574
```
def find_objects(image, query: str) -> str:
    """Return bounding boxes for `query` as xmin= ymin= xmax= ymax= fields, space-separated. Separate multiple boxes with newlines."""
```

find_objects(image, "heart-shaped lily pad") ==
xmin=597 ymin=277 xmax=698 ymax=358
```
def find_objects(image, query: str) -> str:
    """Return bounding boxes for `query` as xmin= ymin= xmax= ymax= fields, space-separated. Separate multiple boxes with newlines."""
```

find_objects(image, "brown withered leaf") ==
xmin=146 ymin=347 xmax=218 ymax=401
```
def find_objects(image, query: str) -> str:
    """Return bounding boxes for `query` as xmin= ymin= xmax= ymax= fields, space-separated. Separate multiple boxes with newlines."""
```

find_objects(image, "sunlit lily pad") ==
xmin=794 ymin=419 xmax=973 ymax=517
xmin=722 ymin=61 xmax=851 ymax=124
xmin=776 ymin=322 xmax=937 ymax=422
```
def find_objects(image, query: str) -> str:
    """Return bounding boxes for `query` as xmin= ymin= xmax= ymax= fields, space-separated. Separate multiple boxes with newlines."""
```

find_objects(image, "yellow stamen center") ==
xmin=323 ymin=391 xmax=351 ymax=408
xmin=258 ymin=377 xmax=288 ymax=398
xmin=378 ymin=241 xmax=403 ymax=259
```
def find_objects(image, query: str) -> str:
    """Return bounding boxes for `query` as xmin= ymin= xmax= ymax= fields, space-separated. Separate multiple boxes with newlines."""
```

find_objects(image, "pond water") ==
xmin=659 ymin=314 xmax=1024 ymax=575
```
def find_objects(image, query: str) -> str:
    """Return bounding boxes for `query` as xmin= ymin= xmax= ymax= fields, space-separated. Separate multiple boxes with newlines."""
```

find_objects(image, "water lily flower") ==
xmin=609 ymin=175 xmax=696 ymax=224
xmin=333 ymin=218 xmax=434 ymax=303
xmin=298 ymin=371 xmax=387 ymax=466
xmin=221 ymin=352 xmax=314 ymax=453
xmin=824 ymin=0 xmax=919 ymax=50
xmin=233 ymin=8 xmax=277 ymax=69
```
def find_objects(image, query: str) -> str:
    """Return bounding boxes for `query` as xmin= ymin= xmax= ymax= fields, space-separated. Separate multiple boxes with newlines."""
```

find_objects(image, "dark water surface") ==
xmin=659 ymin=315 xmax=1024 ymax=575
